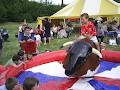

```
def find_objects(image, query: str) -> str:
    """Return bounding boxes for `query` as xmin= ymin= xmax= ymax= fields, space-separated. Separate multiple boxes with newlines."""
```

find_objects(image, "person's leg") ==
xmin=95 ymin=42 xmax=100 ymax=51
xmin=44 ymin=37 xmax=50 ymax=51
xmin=55 ymin=32 xmax=57 ymax=38
xmin=53 ymin=32 xmax=55 ymax=38
xmin=44 ymin=37 xmax=47 ymax=45
xmin=66 ymin=31 xmax=69 ymax=38
xmin=41 ymin=34 xmax=44 ymax=43
xmin=99 ymin=36 xmax=102 ymax=44
xmin=97 ymin=36 xmax=101 ymax=44
xmin=101 ymin=36 xmax=104 ymax=43
xmin=0 ymin=49 xmax=2 ymax=56
xmin=91 ymin=36 xmax=100 ymax=51
xmin=51 ymin=31 xmax=53 ymax=39
xmin=48 ymin=37 xmax=51 ymax=44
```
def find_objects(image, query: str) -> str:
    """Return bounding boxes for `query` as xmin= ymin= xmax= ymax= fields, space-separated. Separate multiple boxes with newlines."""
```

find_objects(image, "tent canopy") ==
xmin=51 ymin=0 xmax=120 ymax=19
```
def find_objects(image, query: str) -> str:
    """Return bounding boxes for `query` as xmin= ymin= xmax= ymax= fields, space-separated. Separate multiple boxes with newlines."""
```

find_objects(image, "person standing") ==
xmin=43 ymin=18 xmax=52 ymax=45
xmin=96 ymin=22 xmax=105 ymax=44
xmin=35 ymin=25 xmax=44 ymax=42
xmin=52 ymin=24 xmax=58 ymax=38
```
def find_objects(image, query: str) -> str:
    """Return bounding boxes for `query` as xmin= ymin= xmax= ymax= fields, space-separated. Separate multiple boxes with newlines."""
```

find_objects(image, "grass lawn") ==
xmin=0 ymin=22 xmax=120 ymax=65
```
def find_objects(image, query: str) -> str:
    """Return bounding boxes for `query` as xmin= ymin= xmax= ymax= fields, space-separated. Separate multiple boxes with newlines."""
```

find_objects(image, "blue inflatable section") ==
xmin=17 ymin=61 xmax=120 ymax=89
xmin=17 ymin=71 xmax=66 ymax=85
xmin=89 ymin=80 xmax=120 ymax=90
xmin=96 ymin=60 xmax=120 ymax=74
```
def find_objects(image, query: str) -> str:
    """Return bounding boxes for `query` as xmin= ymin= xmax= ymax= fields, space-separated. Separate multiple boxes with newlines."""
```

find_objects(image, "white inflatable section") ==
xmin=26 ymin=61 xmax=120 ymax=79
xmin=95 ymin=66 xmax=120 ymax=79
xmin=26 ymin=61 xmax=98 ymax=78
xmin=68 ymin=78 xmax=95 ymax=90
xmin=81 ymin=0 xmax=101 ymax=15
xmin=26 ymin=62 xmax=69 ymax=78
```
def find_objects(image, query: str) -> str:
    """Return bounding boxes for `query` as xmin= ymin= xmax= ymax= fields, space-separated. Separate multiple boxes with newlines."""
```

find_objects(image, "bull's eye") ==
xmin=78 ymin=57 xmax=86 ymax=63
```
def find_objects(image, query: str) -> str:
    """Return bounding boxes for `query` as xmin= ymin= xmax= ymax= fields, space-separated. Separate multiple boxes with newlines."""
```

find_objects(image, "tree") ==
xmin=0 ymin=2 xmax=7 ymax=22
xmin=45 ymin=0 xmax=48 ymax=5
xmin=40 ymin=0 xmax=43 ymax=3
xmin=0 ymin=0 xmax=63 ymax=22
xmin=114 ymin=0 xmax=120 ymax=3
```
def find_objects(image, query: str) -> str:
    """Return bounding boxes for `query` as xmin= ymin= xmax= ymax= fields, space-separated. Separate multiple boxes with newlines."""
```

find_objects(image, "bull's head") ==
xmin=63 ymin=40 xmax=102 ymax=77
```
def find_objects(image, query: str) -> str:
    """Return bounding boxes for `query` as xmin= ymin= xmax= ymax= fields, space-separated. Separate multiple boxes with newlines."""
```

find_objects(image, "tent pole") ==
xmin=63 ymin=18 xmax=67 ymax=29
xmin=63 ymin=19 xmax=66 ymax=26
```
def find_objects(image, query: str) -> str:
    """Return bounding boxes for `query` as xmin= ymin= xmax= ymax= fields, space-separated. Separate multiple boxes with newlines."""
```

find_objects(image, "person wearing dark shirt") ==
xmin=43 ymin=18 xmax=51 ymax=45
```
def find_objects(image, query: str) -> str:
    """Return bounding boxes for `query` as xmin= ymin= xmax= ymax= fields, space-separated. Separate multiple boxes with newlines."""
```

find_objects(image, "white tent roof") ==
xmin=51 ymin=0 xmax=120 ymax=19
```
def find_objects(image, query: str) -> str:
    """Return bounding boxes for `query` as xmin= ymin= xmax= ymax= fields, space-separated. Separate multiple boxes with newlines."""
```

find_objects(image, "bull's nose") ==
xmin=65 ymin=70 xmax=73 ymax=76
xmin=65 ymin=66 xmax=76 ymax=76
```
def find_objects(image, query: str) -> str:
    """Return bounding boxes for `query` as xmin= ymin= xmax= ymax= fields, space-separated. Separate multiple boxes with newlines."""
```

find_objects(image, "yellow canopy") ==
xmin=37 ymin=16 xmax=50 ymax=26
xmin=51 ymin=0 xmax=120 ymax=19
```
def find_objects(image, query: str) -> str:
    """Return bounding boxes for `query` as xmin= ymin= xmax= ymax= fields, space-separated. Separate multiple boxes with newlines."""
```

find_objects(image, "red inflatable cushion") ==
xmin=0 ymin=65 xmax=6 ymax=73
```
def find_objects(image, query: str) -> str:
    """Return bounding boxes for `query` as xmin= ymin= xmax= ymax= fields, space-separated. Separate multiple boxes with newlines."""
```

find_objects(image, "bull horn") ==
xmin=92 ymin=48 xmax=102 ymax=58
xmin=62 ymin=41 xmax=74 ymax=47
xmin=62 ymin=36 xmax=86 ymax=47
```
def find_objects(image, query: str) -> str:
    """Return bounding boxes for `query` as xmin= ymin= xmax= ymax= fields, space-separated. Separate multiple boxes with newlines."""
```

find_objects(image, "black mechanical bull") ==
xmin=63 ymin=39 xmax=102 ymax=77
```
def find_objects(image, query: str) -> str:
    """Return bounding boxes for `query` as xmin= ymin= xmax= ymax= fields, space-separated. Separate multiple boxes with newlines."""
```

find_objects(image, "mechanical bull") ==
xmin=63 ymin=39 xmax=102 ymax=77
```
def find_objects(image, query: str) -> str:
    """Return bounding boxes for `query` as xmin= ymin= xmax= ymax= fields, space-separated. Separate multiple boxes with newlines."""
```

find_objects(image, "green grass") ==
xmin=0 ymin=22 xmax=120 ymax=65
xmin=0 ymin=22 xmax=36 ymax=65
xmin=0 ymin=22 xmax=77 ymax=65
xmin=103 ymin=37 xmax=120 ymax=51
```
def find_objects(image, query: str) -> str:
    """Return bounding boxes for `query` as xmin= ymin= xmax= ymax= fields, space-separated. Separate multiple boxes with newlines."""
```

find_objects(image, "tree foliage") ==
xmin=0 ymin=0 xmax=63 ymax=22
xmin=114 ymin=0 xmax=120 ymax=3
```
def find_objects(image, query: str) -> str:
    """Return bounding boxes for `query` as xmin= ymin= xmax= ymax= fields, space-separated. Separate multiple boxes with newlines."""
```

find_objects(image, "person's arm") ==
xmin=41 ymin=27 xmax=44 ymax=32
xmin=18 ymin=32 xmax=25 ymax=43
